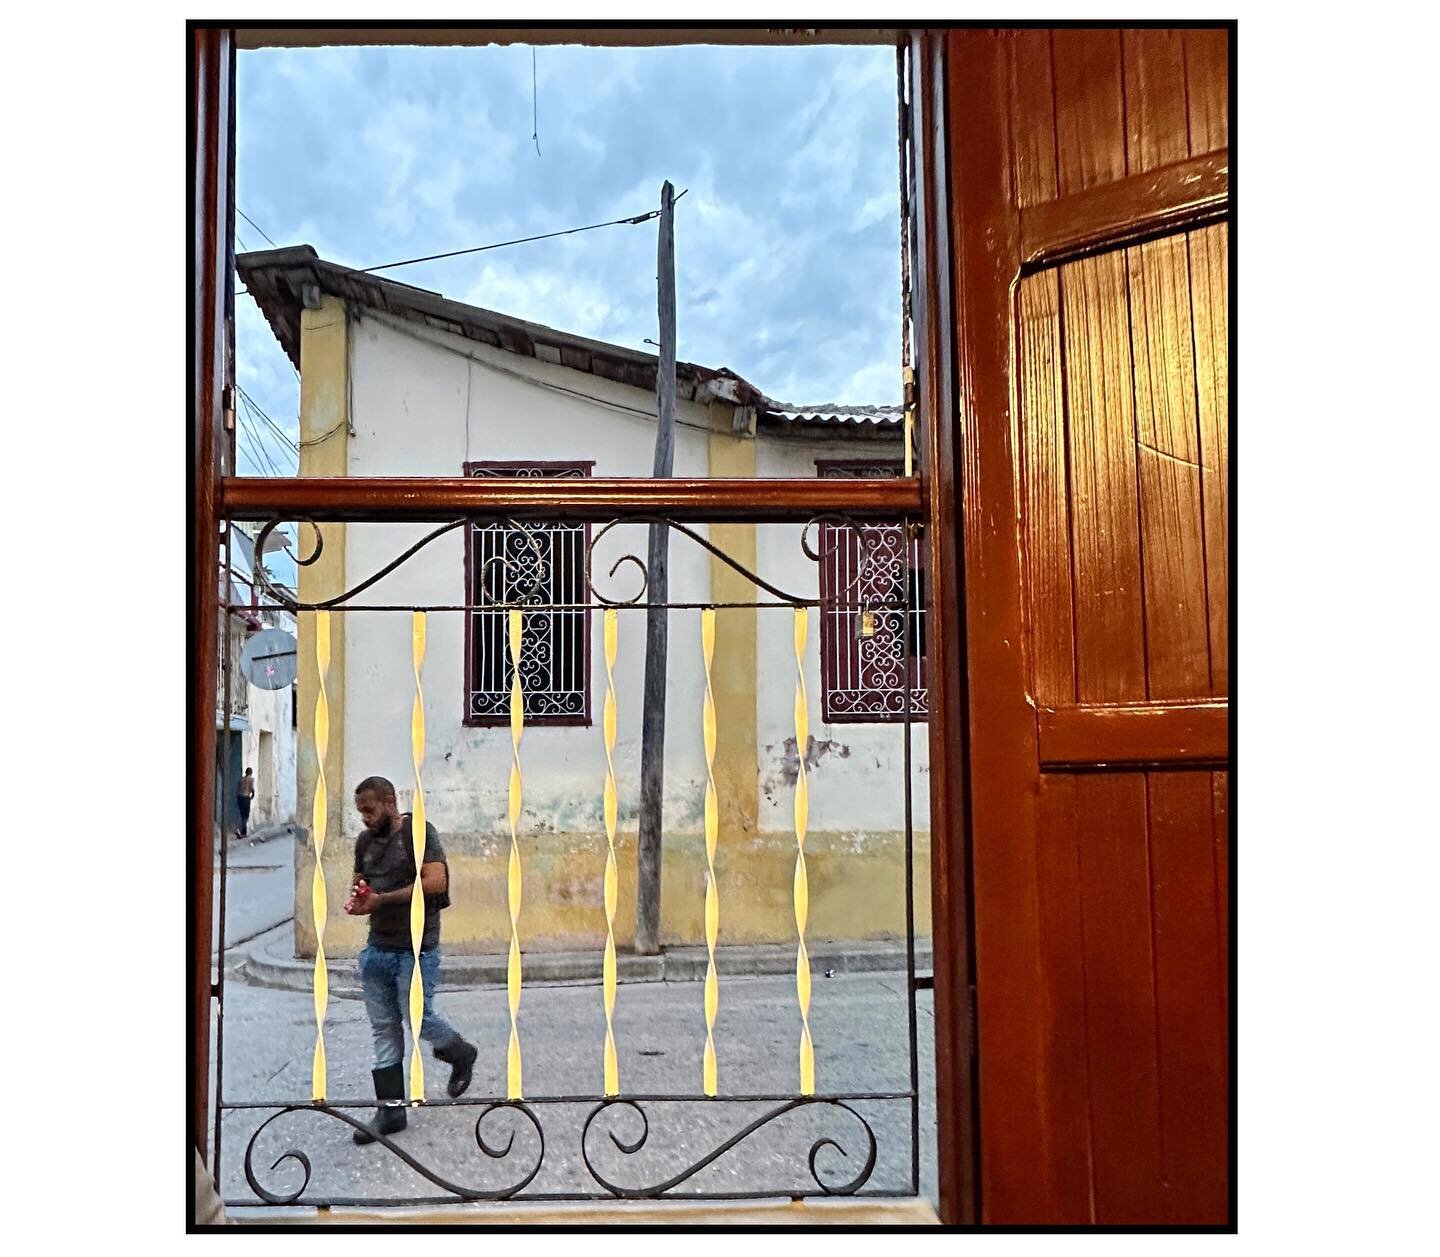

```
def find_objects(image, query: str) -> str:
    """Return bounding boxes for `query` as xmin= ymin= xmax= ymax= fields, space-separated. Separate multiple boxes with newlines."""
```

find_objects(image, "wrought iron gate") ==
xmin=212 ymin=510 xmax=927 ymax=1209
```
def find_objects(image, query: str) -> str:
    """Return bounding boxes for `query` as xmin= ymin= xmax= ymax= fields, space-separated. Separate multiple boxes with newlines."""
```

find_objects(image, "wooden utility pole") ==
xmin=635 ymin=181 xmax=676 ymax=955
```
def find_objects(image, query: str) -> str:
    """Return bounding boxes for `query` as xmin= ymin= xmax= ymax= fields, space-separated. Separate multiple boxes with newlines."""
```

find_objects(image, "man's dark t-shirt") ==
xmin=353 ymin=814 xmax=448 ymax=952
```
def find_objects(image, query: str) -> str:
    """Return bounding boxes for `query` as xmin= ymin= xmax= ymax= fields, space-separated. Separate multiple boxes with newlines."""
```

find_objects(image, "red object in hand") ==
xmin=345 ymin=878 xmax=371 ymax=913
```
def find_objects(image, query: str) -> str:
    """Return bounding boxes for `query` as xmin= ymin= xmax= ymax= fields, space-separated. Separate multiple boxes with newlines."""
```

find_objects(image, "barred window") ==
xmin=464 ymin=461 xmax=593 ymax=726
xmin=816 ymin=461 xmax=928 ymax=723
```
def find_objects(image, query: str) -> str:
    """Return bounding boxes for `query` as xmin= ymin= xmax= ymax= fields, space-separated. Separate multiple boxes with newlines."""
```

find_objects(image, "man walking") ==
xmin=343 ymin=775 xmax=479 ymax=1145
xmin=236 ymin=767 xmax=255 ymax=839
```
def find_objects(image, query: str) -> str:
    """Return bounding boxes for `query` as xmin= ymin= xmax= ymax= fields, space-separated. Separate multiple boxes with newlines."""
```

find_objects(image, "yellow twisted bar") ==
xmin=407 ymin=612 xmax=428 ymax=1102
xmin=310 ymin=609 xmax=330 ymax=1101
xmin=601 ymin=609 xmax=621 ymax=1096
xmin=506 ymin=608 xmax=525 ymax=1100
xmin=793 ymin=607 xmax=815 ymax=1095
xmin=701 ymin=608 xmax=720 ymax=1097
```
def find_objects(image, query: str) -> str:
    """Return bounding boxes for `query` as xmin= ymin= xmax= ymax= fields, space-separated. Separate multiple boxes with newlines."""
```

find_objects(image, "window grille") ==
xmin=816 ymin=461 xmax=928 ymax=723
xmin=464 ymin=461 xmax=593 ymax=726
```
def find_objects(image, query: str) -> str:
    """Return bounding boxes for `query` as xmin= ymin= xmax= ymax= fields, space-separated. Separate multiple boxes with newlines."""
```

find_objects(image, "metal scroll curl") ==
xmin=247 ymin=512 xmax=912 ymax=612
xmin=800 ymin=514 xmax=898 ymax=606
xmin=241 ymin=1102 xmax=545 ymax=1204
xmin=586 ymin=515 xmax=896 ymax=608
xmin=250 ymin=516 xmax=549 ymax=612
xmin=579 ymin=1097 xmax=878 ymax=1198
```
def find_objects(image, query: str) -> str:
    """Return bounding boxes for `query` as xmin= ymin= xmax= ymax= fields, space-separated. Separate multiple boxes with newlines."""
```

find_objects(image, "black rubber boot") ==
xmin=433 ymin=1038 xmax=478 ymax=1098
xmin=352 ymin=1064 xmax=408 ymax=1145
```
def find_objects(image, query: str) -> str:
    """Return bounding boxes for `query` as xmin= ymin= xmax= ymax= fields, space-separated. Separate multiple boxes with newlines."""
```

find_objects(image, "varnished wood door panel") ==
xmin=948 ymin=25 xmax=1231 ymax=1226
xmin=1191 ymin=223 xmax=1230 ymax=691
xmin=1150 ymin=771 xmax=1229 ymax=1223
xmin=1019 ymin=227 xmax=1228 ymax=705
xmin=1034 ymin=769 xmax=1228 ymax=1223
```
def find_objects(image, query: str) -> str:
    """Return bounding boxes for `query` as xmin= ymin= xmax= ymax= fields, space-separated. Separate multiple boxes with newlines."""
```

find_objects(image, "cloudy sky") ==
xmin=233 ymin=40 xmax=903 ymax=482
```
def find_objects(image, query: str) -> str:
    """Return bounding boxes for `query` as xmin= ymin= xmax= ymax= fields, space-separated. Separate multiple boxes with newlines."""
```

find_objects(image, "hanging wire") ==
xmin=531 ymin=47 xmax=542 ymax=157
xmin=238 ymin=207 xmax=279 ymax=248
xmin=357 ymin=209 xmax=659 ymax=276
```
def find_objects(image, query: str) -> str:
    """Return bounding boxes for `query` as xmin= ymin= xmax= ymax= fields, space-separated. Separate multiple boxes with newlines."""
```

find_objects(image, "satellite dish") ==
xmin=239 ymin=627 xmax=298 ymax=691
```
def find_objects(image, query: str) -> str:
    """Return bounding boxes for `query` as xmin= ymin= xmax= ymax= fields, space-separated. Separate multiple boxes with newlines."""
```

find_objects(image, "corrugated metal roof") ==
xmin=762 ymin=403 xmax=903 ymax=427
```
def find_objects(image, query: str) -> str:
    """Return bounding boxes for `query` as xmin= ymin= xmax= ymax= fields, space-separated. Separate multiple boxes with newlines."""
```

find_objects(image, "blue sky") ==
xmin=233 ymin=40 xmax=903 ymax=492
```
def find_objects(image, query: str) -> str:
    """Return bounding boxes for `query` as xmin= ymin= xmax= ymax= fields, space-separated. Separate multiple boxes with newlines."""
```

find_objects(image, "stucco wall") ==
xmin=299 ymin=308 xmax=927 ymax=956
xmin=241 ymin=668 xmax=296 ymax=828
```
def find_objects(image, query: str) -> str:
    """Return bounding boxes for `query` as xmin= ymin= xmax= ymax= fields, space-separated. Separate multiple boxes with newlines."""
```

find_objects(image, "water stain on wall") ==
xmin=760 ymin=735 xmax=851 ymax=798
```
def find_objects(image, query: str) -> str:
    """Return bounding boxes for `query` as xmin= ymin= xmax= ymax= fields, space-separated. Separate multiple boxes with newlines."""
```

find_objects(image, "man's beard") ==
xmin=375 ymin=812 xmax=395 ymax=836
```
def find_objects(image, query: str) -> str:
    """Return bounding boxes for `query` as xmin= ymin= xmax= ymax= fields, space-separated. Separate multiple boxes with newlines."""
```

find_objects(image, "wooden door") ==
xmin=945 ymin=27 xmax=1231 ymax=1225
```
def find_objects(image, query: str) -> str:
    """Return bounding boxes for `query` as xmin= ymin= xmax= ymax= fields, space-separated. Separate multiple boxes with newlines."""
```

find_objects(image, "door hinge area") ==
xmin=968 ymin=983 xmax=978 ymax=1059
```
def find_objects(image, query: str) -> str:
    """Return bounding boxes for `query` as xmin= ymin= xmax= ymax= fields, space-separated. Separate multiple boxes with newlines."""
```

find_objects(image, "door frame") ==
xmin=189 ymin=23 xmax=979 ymax=1224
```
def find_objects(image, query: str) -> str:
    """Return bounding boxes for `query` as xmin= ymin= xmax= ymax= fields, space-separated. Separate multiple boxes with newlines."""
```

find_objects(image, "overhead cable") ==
xmin=358 ymin=200 xmax=684 ymax=275
xmin=238 ymin=208 xmax=279 ymax=248
xmin=238 ymin=384 xmax=300 ymax=452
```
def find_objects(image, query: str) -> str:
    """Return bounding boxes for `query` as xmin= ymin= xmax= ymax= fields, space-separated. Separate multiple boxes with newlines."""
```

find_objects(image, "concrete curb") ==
xmin=229 ymin=921 xmax=933 ymax=998
xmin=221 ymin=823 xmax=296 ymax=852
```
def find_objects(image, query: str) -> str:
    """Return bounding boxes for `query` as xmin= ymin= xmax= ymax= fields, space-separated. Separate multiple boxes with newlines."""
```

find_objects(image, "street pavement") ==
xmin=212 ymin=826 xmax=298 ymax=954
xmin=212 ymin=833 xmax=937 ymax=1215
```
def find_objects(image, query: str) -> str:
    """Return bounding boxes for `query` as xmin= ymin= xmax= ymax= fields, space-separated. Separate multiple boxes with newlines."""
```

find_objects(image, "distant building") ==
xmin=216 ymin=522 xmax=297 ymax=837
xmin=240 ymin=246 xmax=929 ymax=955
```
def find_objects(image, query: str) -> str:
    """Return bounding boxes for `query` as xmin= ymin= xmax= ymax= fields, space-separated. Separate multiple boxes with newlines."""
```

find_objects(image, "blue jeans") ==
xmin=358 ymin=945 xmax=463 ymax=1070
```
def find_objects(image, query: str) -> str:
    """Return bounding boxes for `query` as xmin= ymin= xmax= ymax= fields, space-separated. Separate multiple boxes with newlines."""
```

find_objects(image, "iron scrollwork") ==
xmin=580 ymin=1097 xmax=878 ymax=1198
xmin=252 ymin=516 xmax=551 ymax=613
xmin=241 ymin=1101 xmax=544 ymax=1204
xmin=248 ymin=512 xmax=913 ymax=613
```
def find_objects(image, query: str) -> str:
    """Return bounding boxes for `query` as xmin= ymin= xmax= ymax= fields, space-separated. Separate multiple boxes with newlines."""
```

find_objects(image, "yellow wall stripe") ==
xmin=407 ymin=612 xmax=428 ymax=1102
xmin=506 ymin=608 xmax=525 ymax=1100
xmin=793 ymin=608 xmax=815 ymax=1095
xmin=310 ymin=610 xmax=330 ymax=1101
xmin=601 ymin=609 xmax=621 ymax=1096
xmin=701 ymin=608 xmax=720 ymax=1097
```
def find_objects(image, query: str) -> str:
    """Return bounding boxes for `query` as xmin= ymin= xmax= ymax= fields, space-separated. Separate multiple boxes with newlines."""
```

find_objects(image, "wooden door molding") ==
xmin=190 ymin=24 xmax=233 ymax=1160
xmin=1037 ymin=702 xmax=1228 ymax=768
xmin=945 ymin=27 xmax=1053 ymax=1225
xmin=912 ymin=28 xmax=979 ymax=1227
xmin=1020 ymin=149 xmax=1229 ymax=268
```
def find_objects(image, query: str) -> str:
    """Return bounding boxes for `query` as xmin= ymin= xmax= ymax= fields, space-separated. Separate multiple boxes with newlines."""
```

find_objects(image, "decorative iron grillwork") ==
xmin=817 ymin=463 xmax=928 ymax=722
xmin=465 ymin=462 xmax=592 ymax=725
xmin=224 ymin=510 xmax=926 ymax=1209
xmin=232 ymin=1093 xmax=900 ymax=1205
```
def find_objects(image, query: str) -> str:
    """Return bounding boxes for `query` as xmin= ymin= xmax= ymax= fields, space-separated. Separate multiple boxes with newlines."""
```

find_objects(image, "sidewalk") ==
xmin=228 ymin=919 xmax=933 ymax=998
xmin=213 ymin=826 xmax=299 ymax=956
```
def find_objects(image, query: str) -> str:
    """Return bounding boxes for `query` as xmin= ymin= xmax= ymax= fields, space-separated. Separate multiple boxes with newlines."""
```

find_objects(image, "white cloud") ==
xmin=236 ymin=40 xmax=905 ymax=450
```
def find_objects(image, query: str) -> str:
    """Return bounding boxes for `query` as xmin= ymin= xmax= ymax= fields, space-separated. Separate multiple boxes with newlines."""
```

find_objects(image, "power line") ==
xmin=236 ymin=407 xmax=290 ymax=478
xmin=234 ymin=414 xmax=276 ymax=477
xmin=238 ymin=208 xmax=278 ymax=248
xmin=238 ymin=387 xmax=291 ymax=447
xmin=236 ymin=392 xmax=297 ymax=470
xmin=237 ymin=384 xmax=299 ymax=452
xmin=234 ymin=411 xmax=266 ymax=472
xmin=358 ymin=203 xmax=676 ymax=275
xmin=256 ymin=410 xmax=299 ymax=457
xmin=238 ymin=413 xmax=282 ymax=478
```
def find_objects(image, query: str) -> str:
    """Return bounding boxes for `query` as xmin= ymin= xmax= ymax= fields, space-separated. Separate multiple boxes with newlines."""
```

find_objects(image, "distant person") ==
xmin=236 ymin=767 xmax=255 ymax=839
xmin=343 ymin=775 xmax=478 ymax=1146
